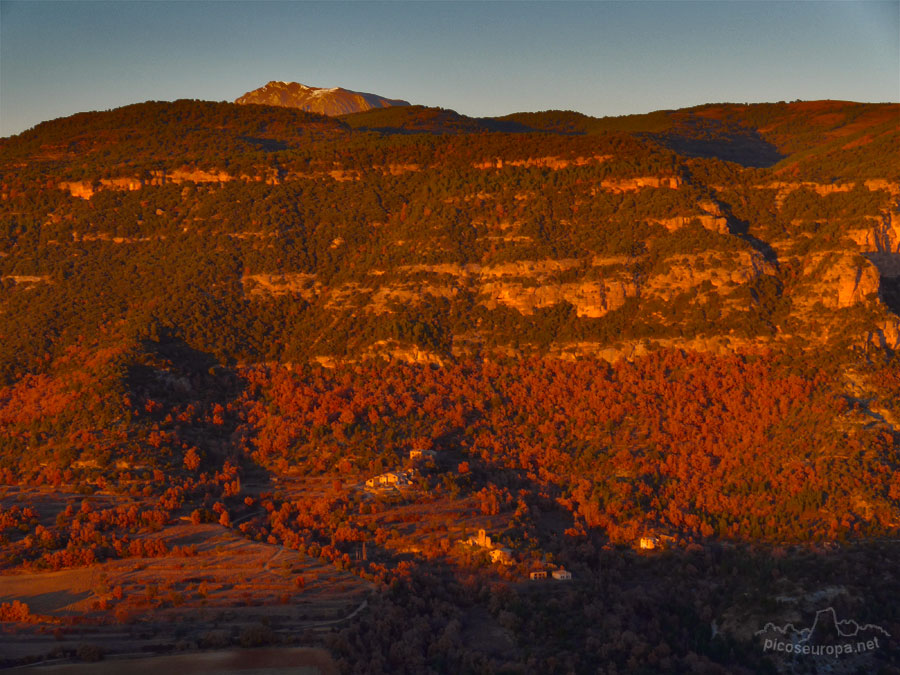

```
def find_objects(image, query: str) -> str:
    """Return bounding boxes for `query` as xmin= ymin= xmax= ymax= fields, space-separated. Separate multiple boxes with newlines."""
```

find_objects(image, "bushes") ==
xmin=239 ymin=623 xmax=278 ymax=647
xmin=0 ymin=600 xmax=35 ymax=622
xmin=75 ymin=643 xmax=104 ymax=662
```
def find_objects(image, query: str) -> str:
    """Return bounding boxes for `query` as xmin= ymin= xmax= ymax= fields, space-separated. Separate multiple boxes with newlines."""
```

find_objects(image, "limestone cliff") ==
xmin=791 ymin=252 xmax=881 ymax=310
xmin=42 ymin=149 xmax=900 ymax=365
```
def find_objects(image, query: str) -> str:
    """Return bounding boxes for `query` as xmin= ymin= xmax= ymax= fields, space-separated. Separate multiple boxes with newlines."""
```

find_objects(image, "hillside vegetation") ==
xmin=1 ymin=98 xmax=899 ymax=672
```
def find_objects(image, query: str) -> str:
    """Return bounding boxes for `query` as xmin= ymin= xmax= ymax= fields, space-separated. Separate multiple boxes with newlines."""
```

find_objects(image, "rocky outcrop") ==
xmin=242 ymin=245 xmax=894 ymax=361
xmin=60 ymin=168 xmax=235 ymax=199
xmin=369 ymin=283 xmax=458 ymax=311
xmin=376 ymin=164 xmax=421 ymax=176
xmin=58 ymin=181 xmax=97 ymax=199
xmin=101 ymin=177 xmax=142 ymax=191
xmin=864 ymin=179 xmax=900 ymax=196
xmin=375 ymin=253 xmax=772 ymax=319
xmin=548 ymin=335 xmax=775 ymax=363
xmin=642 ymin=252 xmax=775 ymax=303
xmin=868 ymin=319 xmax=900 ymax=351
xmin=311 ymin=342 xmax=448 ymax=367
xmin=2 ymin=275 xmax=49 ymax=285
xmin=847 ymin=211 xmax=900 ymax=254
xmin=792 ymin=252 xmax=881 ymax=309
xmin=478 ymin=259 xmax=583 ymax=277
xmin=396 ymin=259 xmax=631 ymax=318
xmin=600 ymin=176 xmax=682 ymax=191
xmin=480 ymin=279 xmax=634 ymax=318
xmin=242 ymin=273 xmax=318 ymax=298
xmin=746 ymin=180 xmax=900 ymax=208
xmin=360 ymin=341 xmax=446 ymax=365
xmin=76 ymin=233 xmax=155 ymax=244
xmin=58 ymin=164 xmax=373 ymax=199
xmin=764 ymin=181 xmax=855 ymax=208
xmin=59 ymin=176 xmax=147 ymax=197
xmin=650 ymin=214 xmax=729 ymax=234
xmin=158 ymin=168 xmax=233 ymax=185
xmin=244 ymin=251 xmax=782 ymax=321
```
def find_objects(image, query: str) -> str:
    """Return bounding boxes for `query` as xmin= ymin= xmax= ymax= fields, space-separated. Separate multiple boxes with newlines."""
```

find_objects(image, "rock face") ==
xmin=235 ymin=81 xmax=410 ymax=116
xmin=793 ymin=252 xmax=881 ymax=310
xmin=59 ymin=169 xmax=235 ymax=199
xmin=599 ymin=176 xmax=683 ymax=191
xmin=848 ymin=211 xmax=900 ymax=254
xmin=242 ymin=252 xmax=777 ymax=323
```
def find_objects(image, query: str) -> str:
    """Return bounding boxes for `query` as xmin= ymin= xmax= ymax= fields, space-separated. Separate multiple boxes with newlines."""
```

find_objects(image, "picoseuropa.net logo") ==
xmin=755 ymin=607 xmax=890 ymax=657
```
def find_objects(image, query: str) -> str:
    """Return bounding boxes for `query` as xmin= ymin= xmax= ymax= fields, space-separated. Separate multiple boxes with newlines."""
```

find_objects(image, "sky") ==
xmin=1 ymin=0 xmax=898 ymax=137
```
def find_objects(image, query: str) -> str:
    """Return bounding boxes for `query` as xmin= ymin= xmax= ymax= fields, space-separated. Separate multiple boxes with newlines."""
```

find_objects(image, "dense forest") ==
xmin=0 ymin=98 xmax=898 ymax=672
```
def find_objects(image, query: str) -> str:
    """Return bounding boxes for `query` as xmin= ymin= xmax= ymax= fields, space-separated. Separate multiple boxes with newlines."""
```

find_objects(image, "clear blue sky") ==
xmin=1 ymin=0 xmax=898 ymax=137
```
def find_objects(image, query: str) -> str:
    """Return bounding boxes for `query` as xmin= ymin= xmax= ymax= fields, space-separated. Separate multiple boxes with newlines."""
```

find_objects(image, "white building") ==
xmin=365 ymin=471 xmax=407 ymax=488
xmin=638 ymin=536 xmax=659 ymax=550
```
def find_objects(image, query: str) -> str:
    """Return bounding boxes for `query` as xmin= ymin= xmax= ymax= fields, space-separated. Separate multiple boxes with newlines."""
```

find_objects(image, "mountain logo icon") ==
xmin=756 ymin=607 xmax=889 ymax=657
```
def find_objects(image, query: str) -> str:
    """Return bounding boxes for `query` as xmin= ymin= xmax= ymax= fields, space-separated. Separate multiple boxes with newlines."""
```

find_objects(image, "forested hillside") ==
xmin=1 ymin=98 xmax=898 ymax=672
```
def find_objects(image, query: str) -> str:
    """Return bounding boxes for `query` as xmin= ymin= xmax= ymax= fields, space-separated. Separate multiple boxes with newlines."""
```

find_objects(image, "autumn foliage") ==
xmin=238 ymin=350 xmax=900 ymax=544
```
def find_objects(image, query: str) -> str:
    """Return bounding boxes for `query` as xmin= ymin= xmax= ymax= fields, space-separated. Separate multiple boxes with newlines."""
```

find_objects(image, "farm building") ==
xmin=638 ymin=533 xmax=676 ymax=550
xmin=638 ymin=536 xmax=659 ymax=550
xmin=365 ymin=471 xmax=408 ymax=488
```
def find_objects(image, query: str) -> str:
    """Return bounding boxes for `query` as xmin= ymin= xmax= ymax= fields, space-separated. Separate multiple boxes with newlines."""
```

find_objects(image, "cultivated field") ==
xmin=0 ymin=516 xmax=369 ymax=666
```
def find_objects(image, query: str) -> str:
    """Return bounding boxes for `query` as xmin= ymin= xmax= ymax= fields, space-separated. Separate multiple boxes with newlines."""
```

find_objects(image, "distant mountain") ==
xmin=235 ymin=81 xmax=410 ymax=116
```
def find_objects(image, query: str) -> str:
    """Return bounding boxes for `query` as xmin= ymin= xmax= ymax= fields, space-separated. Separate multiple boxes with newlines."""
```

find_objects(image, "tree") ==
xmin=184 ymin=447 xmax=201 ymax=471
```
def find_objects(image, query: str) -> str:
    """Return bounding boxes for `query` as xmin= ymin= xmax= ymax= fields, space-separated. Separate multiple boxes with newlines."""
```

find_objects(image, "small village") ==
xmin=358 ymin=450 xmax=575 ymax=582
xmin=361 ymin=449 xmax=436 ymax=491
